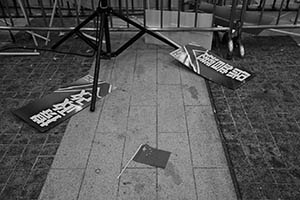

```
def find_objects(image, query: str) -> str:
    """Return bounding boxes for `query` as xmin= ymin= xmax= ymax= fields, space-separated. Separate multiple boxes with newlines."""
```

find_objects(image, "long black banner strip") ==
xmin=13 ymin=75 xmax=114 ymax=132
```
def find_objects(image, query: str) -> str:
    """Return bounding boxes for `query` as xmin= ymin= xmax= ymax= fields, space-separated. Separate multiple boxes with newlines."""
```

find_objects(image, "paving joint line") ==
xmin=116 ymin=48 xmax=137 ymax=199
xmin=205 ymin=81 xmax=242 ymax=200
xmin=179 ymin=60 xmax=199 ymax=200
xmin=155 ymin=46 xmax=159 ymax=200
xmin=74 ymin=55 xmax=116 ymax=200
xmin=75 ymin=98 xmax=106 ymax=200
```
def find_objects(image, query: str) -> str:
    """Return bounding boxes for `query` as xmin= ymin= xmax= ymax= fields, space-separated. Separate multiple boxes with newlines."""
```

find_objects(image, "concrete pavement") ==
xmin=38 ymin=33 xmax=237 ymax=200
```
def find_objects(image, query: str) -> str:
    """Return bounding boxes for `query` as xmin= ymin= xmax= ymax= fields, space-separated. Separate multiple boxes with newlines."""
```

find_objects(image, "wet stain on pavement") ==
xmin=123 ymin=181 xmax=132 ymax=185
xmin=136 ymin=64 xmax=145 ymax=78
xmin=164 ymin=162 xmax=183 ymax=185
xmin=268 ymin=157 xmax=286 ymax=168
xmin=187 ymin=86 xmax=199 ymax=100
xmin=134 ymin=183 xmax=145 ymax=194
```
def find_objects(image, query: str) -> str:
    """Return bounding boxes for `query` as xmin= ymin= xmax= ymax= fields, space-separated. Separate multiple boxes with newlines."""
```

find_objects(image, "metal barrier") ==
xmin=0 ymin=0 xmax=300 ymax=57
xmin=233 ymin=0 xmax=300 ymax=57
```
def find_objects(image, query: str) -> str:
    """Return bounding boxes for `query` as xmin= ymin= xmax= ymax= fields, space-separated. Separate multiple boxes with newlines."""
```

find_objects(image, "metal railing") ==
xmin=0 ymin=0 xmax=222 ymax=30
xmin=0 ymin=0 xmax=299 ymax=57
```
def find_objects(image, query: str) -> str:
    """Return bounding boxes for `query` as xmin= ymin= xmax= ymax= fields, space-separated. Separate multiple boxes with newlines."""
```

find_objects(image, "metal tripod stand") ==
xmin=52 ymin=0 xmax=178 ymax=111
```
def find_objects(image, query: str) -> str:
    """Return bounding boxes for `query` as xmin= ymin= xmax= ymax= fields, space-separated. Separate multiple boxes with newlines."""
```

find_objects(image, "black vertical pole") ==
xmin=156 ymin=0 xmax=159 ymax=10
xmin=143 ymin=0 xmax=146 ymax=26
xmin=258 ymin=0 xmax=266 ymax=25
xmin=0 ymin=1 xmax=16 ymax=42
xmin=276 ymin=0 xmax=285 ymax=25
xmin=101 ymin=0 xmax=110 ymax=54
xmin=25 ymin=0 xmax=32 ymax=16
xmin=194 ymin=0 xmax=199 ymax=28
xmin=90 ymin=11 xmax=105 ymax=112
xmin=177 ymin=0 xmax=181 ymax=27
xmin=104 ymin=10 xmax=111 ymax=55
xmin=12 ymin=0 xmax=20 ymax=16
xmin=118 ymin=0 xmax=122 ymax=13
xmin=90 ymin=0 xmax=108 ymax=112
xmin=125 ymin=0 xmax=129 ymax=28
xmin=294 ymin=5 xmax=300 ymax=25
xmin=160 ymin=0 xmax=163 ymax=28
xmin=38 ymin=0 xmax=48 ymax=26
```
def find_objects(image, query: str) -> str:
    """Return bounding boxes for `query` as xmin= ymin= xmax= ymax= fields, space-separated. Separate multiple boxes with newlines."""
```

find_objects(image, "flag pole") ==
xmin=117 ymin=144 xmax=144 ymax=179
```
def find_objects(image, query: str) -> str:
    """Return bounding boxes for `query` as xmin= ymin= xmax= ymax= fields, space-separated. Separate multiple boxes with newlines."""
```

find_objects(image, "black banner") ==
xmin=170 ymin=44 xmax=254 ymax=89
xmin=13 ymin=75 xmax=114 ymax=132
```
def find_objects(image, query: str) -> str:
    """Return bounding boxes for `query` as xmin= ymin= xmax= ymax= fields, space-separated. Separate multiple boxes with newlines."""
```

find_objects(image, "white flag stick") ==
xmin=117 ymin=144 xmax=144 ymax=179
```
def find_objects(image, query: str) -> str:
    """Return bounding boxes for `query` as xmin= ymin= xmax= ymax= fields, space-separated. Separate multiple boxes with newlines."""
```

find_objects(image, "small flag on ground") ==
xmin=132 ymin=144 xmax=171 ymax=169
xmin=117 ymin=144 xmax=171 ymax=179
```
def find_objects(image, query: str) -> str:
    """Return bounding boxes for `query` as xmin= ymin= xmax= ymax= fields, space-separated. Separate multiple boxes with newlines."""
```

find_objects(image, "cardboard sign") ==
xmin=13 ymin=75 xmax=114 ymax=132
xmin=170 ymin=44 xmax=254 ymax=89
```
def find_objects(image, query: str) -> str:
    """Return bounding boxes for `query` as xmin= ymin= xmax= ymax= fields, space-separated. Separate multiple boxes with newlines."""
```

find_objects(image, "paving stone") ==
xmin=180 ymin=69 xmax=210 ymax=106
xmin=210 ymin=36 xmax=300 ymax=199
xmin=0 ymin=145 xmax=9 ymax=160
xmin=133 ymin=49 xmax=157 ymax=84
xmin=0 ymin=156 xmax=20 ymax=169
xmin=270 ymin=169 xmax=296 ymax=184
xmin=111 ymin=50 xmax=136 ymax=91
xmin=233 ymin=160 xmax=254 ymax=184
xmin=157 ymin=49 xmax=181 ymax=85
xmin=0 ymin=113 xmax=23 ymax=134
xmin=251 ymin=167 xmax=276 ymax=184
xmin=178 ymin=105 xmax=229 ymax=198
xmin=6 ymin=144 xmax=26 ymax=156
xmin=77 ymin=132 xmax=124 ymax=200
xmin=33 ymin=156 xmax=54 ymax=170
xmin=26 ymin=169 xmax=49 ymax=186
xmin=239 ymin=183 xmax=263 ymax=200
xmin=38 ymin=169 xmax=84 ymax=200
xmin=51 ymin=102 xmax=103 ymax=169
xmin=158 ymin=85 xmax=186 ymax=132
xmin=0 ymin=133 xmax=16 ymax=144
xmin=122 ymin=106 xmax=156 ymax=168
xmin=6 ymin=169 xmax=31 ymax=186
xmin=190 ymin=135 xmax=227 ymax=168
xmin=185 ymin=105 xmax=218 ymax=137
xmin=276 ymin=184 xmax=300 ymax=200
xmin=130 ymin=82 xmax=157 ymax=106
xmin=40 ymin=144 xmax=59 ymax=156
xmin=88 ymin=59 xmax=115 ymax=83
xmin=97 ymin=90 xmax=130 ymax=133
xmin=0 ymin=184 xmax=24 ymax=200
xmin=45 ymin=133 xmax=63 ymax=144
xmin=22 ymin=144 xmax=42 ymax=157
xmin=194 ymin=168 xmax=237 ymax=200
xmin=157 ymin=132 xmax=197 ymax=200
xmin=15 ymin=155 xmax=38 ymax=170
xmin=28 ymin=134 xmax=47 ymax=145
xmin=0 ymin=169 xmax=12 ymax=184
xmin=13 ymin=134 xmax=30 ymax=145
xmin=118 ymin=169 xmax=156 ymax=200
xmin=23 ymin=183 xmax=44 ymax=200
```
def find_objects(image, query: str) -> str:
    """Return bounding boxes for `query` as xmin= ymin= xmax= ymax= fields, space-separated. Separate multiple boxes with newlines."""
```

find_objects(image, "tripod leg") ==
xmin=104 ymin=14 xmax=112 ymax=55
xmin=90 ymin=12 xmax=106 ymax=112
xmin=75 ymin=31 xmax=98 ymax=50
xmin=113 ymin=30 xmax=145 ymax=57
xmin=112 ymin=11 xmax=178 ymax=49
xmin=52 ymin=10 xmax=99 ymax=49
